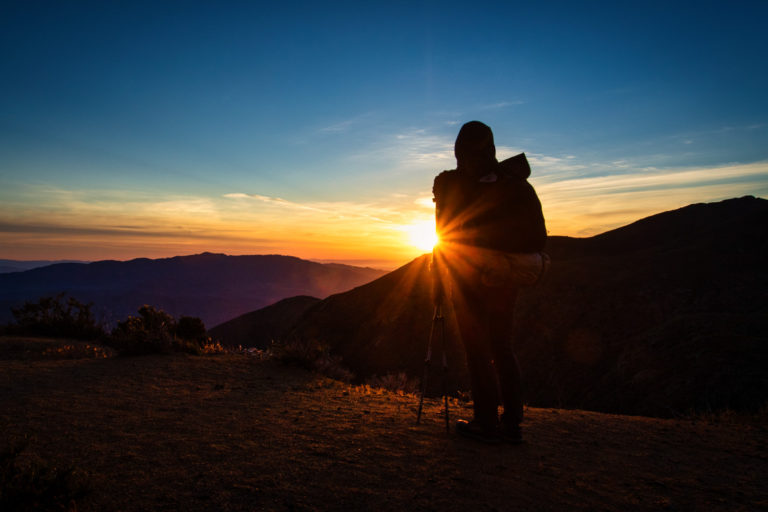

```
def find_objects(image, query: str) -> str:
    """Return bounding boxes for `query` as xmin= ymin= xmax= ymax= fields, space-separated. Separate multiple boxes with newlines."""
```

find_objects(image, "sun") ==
xmin=405 ymin=219 xmax=439 ymax=252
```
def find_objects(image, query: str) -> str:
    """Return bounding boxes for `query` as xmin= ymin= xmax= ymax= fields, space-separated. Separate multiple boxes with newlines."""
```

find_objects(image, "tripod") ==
xmin=416 ymin=304 xmax=450 ymax=432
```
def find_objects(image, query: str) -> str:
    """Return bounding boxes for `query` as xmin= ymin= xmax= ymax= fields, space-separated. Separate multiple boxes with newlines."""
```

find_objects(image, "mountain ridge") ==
xmin=0 ymin=259 xmax=90 ymax=274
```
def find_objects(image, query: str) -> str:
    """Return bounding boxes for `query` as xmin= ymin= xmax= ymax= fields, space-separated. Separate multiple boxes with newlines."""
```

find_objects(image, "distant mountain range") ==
xmin=0 ymin=253 xmax=386 ymax=328
xmin=0 ymin=259 xmax=88 ymax=274
xmin=212 ymin=196 xmax=768 ymax=418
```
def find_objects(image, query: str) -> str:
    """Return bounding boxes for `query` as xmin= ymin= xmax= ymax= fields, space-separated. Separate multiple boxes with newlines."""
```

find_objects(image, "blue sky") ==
xmin=1 ymin=1 xmax=767 ymax=267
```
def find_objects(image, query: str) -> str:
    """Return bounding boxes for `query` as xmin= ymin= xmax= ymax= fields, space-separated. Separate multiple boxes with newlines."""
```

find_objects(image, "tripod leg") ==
xmin=439 ymin=312 xmax=450 ymax=433
xmin=416 ymin=306 xmax=438 ymax=424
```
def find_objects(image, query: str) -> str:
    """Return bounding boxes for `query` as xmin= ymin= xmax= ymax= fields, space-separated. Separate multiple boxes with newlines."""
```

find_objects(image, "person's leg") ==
xmin=488 ymin=288 xmax=523 ymax=427
xmin=453 ymin=289 xmax=499 ymax=428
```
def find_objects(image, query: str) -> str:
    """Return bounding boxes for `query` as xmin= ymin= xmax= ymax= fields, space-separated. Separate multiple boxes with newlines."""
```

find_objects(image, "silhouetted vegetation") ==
xmin=176 ymin=315 xmax=207 ymax=344
xmin=2 ymin=295 xmax=224 ymax=356
xmin=6 ymin=293 xmax=105 ymax=340
xmin=0 ymin=439 xmax=89 ymax=512
xmin=110 ymin=305 xmax=223 ymax=355
xmin=0 ymin=338 xmax=113 ymax=361
xmin=271 ymin=338 xmax=353 ymax=382
xmin=365 ymin=372 xmax=420 ymax=394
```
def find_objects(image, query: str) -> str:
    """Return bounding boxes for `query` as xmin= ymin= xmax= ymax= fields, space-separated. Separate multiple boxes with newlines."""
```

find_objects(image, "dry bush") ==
xmin=41 ymin=343 xmax=113 ymax=359
xmin=683 ymin=403 xmax=768 ymax=425
xmin=198 ymin=340 xmax=226 ymax=355
xmin=0 ymin=338 xmax=116 ymax=361
xmin=110 ymin=306 xmax=175 ymax=354
xmin=271 ymin=338 xmax=354 ymax=382
xmin=8 ymin=294 xmax=106 ymax=341
xmin=365 ymin=372 xmax=420 ymax=395
xmin=110 ymin=305 xmax=222 ymax=356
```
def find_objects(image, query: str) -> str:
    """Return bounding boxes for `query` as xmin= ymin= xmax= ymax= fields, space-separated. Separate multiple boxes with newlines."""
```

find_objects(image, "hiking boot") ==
xmin=499 ymin=423 xmax=523 ymax=445
xmin=455 ymin=419 xmax=502 ymax=444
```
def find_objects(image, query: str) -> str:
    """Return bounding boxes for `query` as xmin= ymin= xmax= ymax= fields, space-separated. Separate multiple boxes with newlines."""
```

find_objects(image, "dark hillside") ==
xmin=291 ymin=255 xmax=464 ymax=385
xmin=515 ymin=196 xmax=768 ymax=416
xmin=209 ymin=295 xmax=320 ymax=348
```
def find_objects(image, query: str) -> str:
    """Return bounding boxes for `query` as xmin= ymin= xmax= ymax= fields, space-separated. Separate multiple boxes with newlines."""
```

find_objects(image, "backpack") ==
xmin=433 ymin=153 xmax=549 ymax=287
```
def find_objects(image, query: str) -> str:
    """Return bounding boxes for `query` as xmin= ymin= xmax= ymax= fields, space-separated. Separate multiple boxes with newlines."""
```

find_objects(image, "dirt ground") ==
xmin=1 ymin=336 xmax=767 ymax=511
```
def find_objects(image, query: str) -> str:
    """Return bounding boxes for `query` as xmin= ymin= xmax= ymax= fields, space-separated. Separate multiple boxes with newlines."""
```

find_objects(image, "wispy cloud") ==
xmin=344 ymin=127 xmax=455 ymax=174
xmin=478 ymin=100 xmax=525 ymax=110
xmin=0 ymin=221 xmax=255 ymax=241
xmin=665 ymin=122 xmax=767 ymax=144
xmin=223 ymin=190 xmax=425 ymax=226
xmin=223 ymin=192 xmax=326 ymax=213
xmin=536 ymin=161 xmax=768 ymax=236
xmin=414 ymin=196 xmax=434 ymax=209
xmin=319 ymin=112 xmax=376 ymax=134
xmin=538 ymin=161 xmax=768 ymax=196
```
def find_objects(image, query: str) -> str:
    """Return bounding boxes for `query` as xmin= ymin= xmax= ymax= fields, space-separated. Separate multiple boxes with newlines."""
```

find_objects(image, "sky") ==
xmin=1 ymin=1 xmax=767 ymax=269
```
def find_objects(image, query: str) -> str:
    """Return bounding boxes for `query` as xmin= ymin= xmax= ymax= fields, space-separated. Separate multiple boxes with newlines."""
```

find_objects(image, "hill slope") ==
xmin=264 ymin=197 xmax=768 ymax=417
xmin=208 ymin=295 xmax=321 ymax=348
xmin=0 ymin=253 xmax=385 ymax=327
xmin=516 ymin=196 xmax=768 ymax=416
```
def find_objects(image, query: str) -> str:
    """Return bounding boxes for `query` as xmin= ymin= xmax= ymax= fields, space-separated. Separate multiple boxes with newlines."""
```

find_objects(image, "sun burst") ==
xmin=404 ymin=219 xmax=439 ymax=252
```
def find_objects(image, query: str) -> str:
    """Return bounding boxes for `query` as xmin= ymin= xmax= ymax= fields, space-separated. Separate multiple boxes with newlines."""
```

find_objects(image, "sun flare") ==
xmin=404 ymin=219 xmax=439 ymax=252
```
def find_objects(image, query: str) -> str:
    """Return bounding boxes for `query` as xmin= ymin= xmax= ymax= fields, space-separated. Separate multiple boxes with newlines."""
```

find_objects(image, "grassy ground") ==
xmin=1 ymin=336 xmax=767 ymax=511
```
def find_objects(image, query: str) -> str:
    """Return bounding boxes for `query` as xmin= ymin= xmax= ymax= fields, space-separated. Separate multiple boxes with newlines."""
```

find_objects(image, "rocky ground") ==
xmin=1 ymin=336 xmax=766 ymax=511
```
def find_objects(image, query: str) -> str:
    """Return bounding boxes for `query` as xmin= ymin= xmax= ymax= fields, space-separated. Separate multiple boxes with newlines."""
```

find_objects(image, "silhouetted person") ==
xmin=432 ymin=121 xmax=546 ymax=443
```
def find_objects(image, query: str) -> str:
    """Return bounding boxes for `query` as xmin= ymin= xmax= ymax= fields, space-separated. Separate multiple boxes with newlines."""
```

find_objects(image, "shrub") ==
xmin=197 ymin=340 xmax=226 ymax=355
xmin=109 ymin=306 xmax=224 ymax=356
xmin=366 ymin=372 xmax=420 ymax=395
xmin=9 ymin=294 xmax=105 ymax=340
xmin=176 ymin=316 xmax=207 ymax=343
xmin=270 ymin=338 xmax=326 ymax=369
xmin=110 ymin=305 xmax=176 ymax=355
xmin=271 ymin=338 xmax=354 ymax=382
xmin=313 ymin=352 xmax=355 ymax=383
